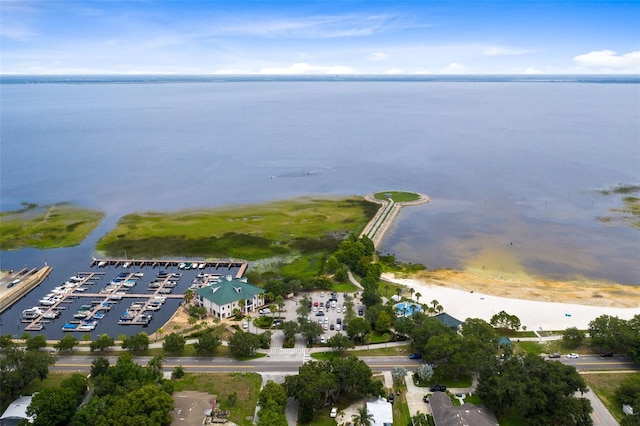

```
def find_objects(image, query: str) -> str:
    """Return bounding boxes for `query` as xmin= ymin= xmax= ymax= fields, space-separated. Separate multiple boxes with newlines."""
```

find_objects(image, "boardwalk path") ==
xmin=360 ymin=192 xmax=430 ymax=248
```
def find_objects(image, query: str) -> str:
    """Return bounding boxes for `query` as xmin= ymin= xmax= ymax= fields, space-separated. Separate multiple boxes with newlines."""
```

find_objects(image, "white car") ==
xmin=320 ymin=337 xmax=326 ymax=343
xmin=242 ymin=322 xmax=249 ymax=329
xmin=336 ymin=307 xmax=341 ymax=313
xmin=323 ymin=324 xmax=329 ymax=330
xmin=330 ymin=407 xmax=338 ymax=418
xmin=567 ymin=353 xmax=579 ymax=359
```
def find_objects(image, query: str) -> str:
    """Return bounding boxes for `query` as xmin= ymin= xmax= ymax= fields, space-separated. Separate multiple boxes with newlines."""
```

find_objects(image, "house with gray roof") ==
xmin=433 ymin=312 xmax=463 ymax=329
xmin=194 ymin=277 xmax=264 ymax=319
xmin=429 ymin=392 xmax=498 ymax=426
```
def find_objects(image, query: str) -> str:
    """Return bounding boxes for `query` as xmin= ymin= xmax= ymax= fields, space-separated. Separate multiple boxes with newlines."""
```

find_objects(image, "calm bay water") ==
xmin=1 ymin=75 xmax=639 ymax=337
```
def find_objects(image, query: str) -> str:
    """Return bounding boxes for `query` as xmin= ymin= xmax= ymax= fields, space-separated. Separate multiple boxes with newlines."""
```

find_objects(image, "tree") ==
xmin=395 ymin=287 xmax=402 ymax=299
xmin=375 ymin=310 xmax=392 ymax=333
xmin=477 ymin=353 xmax=592 ymax=424
xmin=229 ymin=330 xmax=260 ymax=358
xmin=100 ymin=384 xmax=173 ymax=426
xmin=391 ymin=366 xmax=407 ymax=385
xmin=281 ymin=321 xmax=299 ymax=345
xmin=193 ymin=329 xmax=221 ymax=355
xmin=382 ymin=332 xmax=391 ymax=349
xmin=324 ymin=256 xmax=339 ymax=274
xmin=431 ymin=299 xmax=444 ymax=314
xmin=25 ymin=334 xmax=47 ymax=351
xmin=227 ymin=391 xmax=238 ymax=406
xmin=183 ymin=289 xmax=195 ymax=305
xmin=490 ymin=310 xmax=521 ymax=331
xmin=416 ymin=363 xmax=434 ymax=383
xmin=275 ymin=295 xmax=285 ymax=317
xmin=563 ymin=327 xmax=586 ymax=349
xmin=238 ymin=299 xmax=246 ymax=315
xmin=82 ymin=333 xmax=92 ymax=345
xmin=27 ymin=387 xmax=79 ymax=426
xmin=155 ymin=327 xmax=164 ymax=342
xmin=90 ymin=333 xmax=114 ymax=352
xmin=258 ymin=381 xmax=288 ymax=426
xmin=171 ymin=365 xmax=185 ymax=379
xmin=411 ymin=412 xmax=430 ymax=426
xmin=328 ymin=333 xmax=355 ymax=353
xmin=409 ymin=287 xmax=415 ymax=300
xmin=147 ymin=355 xmax=165 ymax=381
xmin=351 ymin=404 xmax=374 ymax=426
xmin=55 ymin=334 xmax=78 ymax=352
xmin=334 ymin=267 xmax=348 ymax=283
xmin=91 ymin=357 xmax=110 ymax=377
xmin=415 ymin=292 xmax=422 ymax=304
xmin=589 ymin=315 xmax=633 ymax=352
xmin=121 ymin=332 xmax=149 ymax=352
xmin=299 ymin=320 xmax=324 ymax=346
xmin=296 ymin=295 xmax=311 ymax=319
xmin=162 ymin=332 xmax=186 ymax=354
xmin=346 ymin=317 xmax=371 ymax=343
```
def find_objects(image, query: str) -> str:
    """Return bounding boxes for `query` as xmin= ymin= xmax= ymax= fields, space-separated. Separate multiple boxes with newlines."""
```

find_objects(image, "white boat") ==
xmin=22 ymin=308 xmax=43 ymax=319
xmin=198 ymin=263 xmax=206 ymax=269
xmin=123 ymin=261 xmax=131 ymax=268
xmin=42 ymin=311 xmax=60 ymax=319
xmin=133 ymin=272 xmax=144 ymax=277
xmin=178 ymin=262 xmax=186 ymax=269
xmin=98 ymin=261 xmax=107 ymax=267
xmin=39 ymin=298 xmax=56 ymax=306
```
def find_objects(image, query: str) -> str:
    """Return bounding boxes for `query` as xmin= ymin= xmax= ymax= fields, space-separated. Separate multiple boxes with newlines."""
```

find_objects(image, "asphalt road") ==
xmin=52 ymin=353 xmax=637 ymax=374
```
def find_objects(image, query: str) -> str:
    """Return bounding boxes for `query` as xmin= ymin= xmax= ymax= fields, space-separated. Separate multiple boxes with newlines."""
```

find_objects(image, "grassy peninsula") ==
xmin=96 ymin=196 xmax=378 ymax=260
xmin=373 ymin=190 xmax=421 ymax=203
xmin=0 ymin=202 xmax=104 ymax=250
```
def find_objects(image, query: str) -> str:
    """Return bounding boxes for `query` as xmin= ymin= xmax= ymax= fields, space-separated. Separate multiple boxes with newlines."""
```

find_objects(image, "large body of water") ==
xmin=1 ymin=75 xmax=639 ymax=337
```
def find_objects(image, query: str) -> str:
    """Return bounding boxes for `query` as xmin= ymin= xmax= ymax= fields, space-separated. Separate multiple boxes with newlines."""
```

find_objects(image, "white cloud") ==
xmin=368 ymin=52 xmax=388 ymax=61
xmin=258 ymin=62 xmax=358 ymax=74
xmin=483 ymin=46 xmax=537 ymax=56
xmin=384 ymin=68 xmax=403 ymax=74
xmin=573 ymin=50 xmax=640 ymax=72
xmin=440 ymin=63 xmax=468 ymax=74
xmin=0 ymin=25 xmax=39 ymax=41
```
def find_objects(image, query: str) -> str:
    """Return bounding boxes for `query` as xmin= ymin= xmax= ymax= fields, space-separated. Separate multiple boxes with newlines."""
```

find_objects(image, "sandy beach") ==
xmin=382 ymin=271 xmax=640 ymax=331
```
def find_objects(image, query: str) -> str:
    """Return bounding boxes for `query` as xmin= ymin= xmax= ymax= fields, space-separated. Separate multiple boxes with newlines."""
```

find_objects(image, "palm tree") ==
xmin=384 ymin=284 xmax=390 ymax=296
xmin=238 ymin=299 xmax=246 ymax=315
xmin=156 ymin=327 xmax=164 ymax=342
xmin=351 ymin=405 xmax=374 ymax=426
xmin=415 ymin=292 xmax=422 ymax=304
xmin=275 ymin=295 xmax=285 ymax=317
xmin=395 ymin=287 xmax=402 ymax=299
xmin=183 ymin=289 xmax=195 ymax=306
xmin=409 ymin=287 xmax=415 ymax=300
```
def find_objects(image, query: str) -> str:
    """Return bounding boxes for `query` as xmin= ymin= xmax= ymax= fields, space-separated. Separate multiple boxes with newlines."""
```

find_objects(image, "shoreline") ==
xmin=382 ymin=271 xmax=640 ymax=331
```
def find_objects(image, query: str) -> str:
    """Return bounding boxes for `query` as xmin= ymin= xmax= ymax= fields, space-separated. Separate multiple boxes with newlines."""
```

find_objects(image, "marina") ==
xmin=5 ymin=258 xmax=245 ymax=338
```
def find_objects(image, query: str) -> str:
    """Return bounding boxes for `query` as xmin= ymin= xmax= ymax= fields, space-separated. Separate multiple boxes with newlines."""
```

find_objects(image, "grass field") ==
xmin=96 ymin=196 xmax=377 ymax=259
xmin=373 ymin=191 xmax=421 ymax=203
xmin=584 ymin=372 xmax=639 ymax=423
xmin=0 ymin=202 xmax=104 ymax=250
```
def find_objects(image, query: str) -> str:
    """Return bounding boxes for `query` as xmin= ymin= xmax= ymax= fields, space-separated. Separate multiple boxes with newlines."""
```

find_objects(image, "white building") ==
xmin=194 ymin=277 xmax=264 ymax=319
xmin=0 ymin=395 xmax=35 ymax=425
xmin=366 ymin=397 xmax=393 ymax=426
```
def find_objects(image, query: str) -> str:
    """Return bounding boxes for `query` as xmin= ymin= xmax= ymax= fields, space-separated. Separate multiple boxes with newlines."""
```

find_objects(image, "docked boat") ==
xmin=75 ymin=287 xmax=88 ymax=292
xmin=135 ymin=314 xmax=153 ymax=325
xmin=98 ymin=261 xmax=107 ymax=267
xmin=93 ymin=313 xmax=105 ymax=320
xmin=62 ymin=323 xmax=78 ymax=331
xmin=39 ymin=298 xmax=56 ymax=306
xmin=123 ymin=261 xmax=131 ymax=268
xmin=22 ymin=307 xmax=43 ymax=319
xmin=42 ymin=311 xmax=60 ymax=319
xmin=198 ymin=263 xmax=206 ymax=269
xmin=74 ymin=311 xmax=90 ymax=319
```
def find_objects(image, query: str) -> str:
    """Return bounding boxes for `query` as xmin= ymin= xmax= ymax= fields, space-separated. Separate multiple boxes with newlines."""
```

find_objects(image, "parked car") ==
xmin=315 ymin=311 xmax=324 ymax=316
xmin=548 ymin=353 xmax=561 ymax=358
xmin=358 ymin=309 xmax=364 ymax=316
xmin=336 ymin=318 xmax=342 ymax=324
xmin=320 ymin=336 xmax=326 ymax=343
xmin=330 ymin=407 xmax=338 ymax=418
xmin=423 ymin=395 xmax=429 ymax=403
xmin=242 ymin=322 xmax=249 ymax=329
xmin=336 ymin=324 xmax=341 ymax=331
xmin=330 ymin=324 xmax=335 ymax=330
xmin=313 ymin=301 xmax=318 ymax=307
xmin=388 ymin=394 xmax=394 ymax=404
xmin=430 ymin=384 xmax=446 ymax=392
xmin=409 ymin=353 xmax=422 ymax=360
xmin=600 ymin=351 xmax=613 ymax=357
xmin=567 ymin=353 xmax=579 ymax=359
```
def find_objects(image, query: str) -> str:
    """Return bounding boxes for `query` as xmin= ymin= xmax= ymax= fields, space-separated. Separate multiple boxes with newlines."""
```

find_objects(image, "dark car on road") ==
xmin=600 ymin=351 xmax=614 ymax=357
xmin=548 ymin=353 xmax=561 ymax=358
xmin=430 ymin=384 xmax=446 ymax=392
xmin=409 ymin=353 xmax=422 ymax=360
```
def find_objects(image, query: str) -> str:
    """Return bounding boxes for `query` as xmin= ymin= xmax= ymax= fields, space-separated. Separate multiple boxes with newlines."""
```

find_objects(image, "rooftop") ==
xmin=195 ymin=278 xmax=263 ymax=306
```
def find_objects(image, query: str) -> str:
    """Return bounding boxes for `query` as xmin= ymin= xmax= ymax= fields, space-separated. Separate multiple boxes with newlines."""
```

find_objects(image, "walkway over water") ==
xmin=360 ymin=192 xmax=430 ymax=248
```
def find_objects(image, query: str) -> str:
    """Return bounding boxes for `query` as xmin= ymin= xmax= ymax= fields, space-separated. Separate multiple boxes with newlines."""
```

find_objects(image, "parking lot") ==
xmin=252 ymin=289 xmax=366 ymax=347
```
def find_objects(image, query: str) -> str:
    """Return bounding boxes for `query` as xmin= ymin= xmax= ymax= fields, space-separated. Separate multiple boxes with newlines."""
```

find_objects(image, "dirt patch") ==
xmin=171 ymin=391 xmax=223 ymax=426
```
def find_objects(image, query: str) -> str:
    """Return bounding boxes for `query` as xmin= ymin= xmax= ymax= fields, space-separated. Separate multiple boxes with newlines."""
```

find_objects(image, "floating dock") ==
xmin=90 ymin=258 xmax=247 ymax=278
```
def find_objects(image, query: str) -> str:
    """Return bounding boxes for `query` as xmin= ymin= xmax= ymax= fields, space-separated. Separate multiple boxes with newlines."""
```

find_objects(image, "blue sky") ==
xmin=1 ymin=0 xmax=639 ymax=74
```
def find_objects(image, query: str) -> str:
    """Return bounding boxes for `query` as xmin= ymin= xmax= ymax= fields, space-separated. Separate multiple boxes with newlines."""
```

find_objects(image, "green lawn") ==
xmin=96 ymin=196 xmax=377 ymax=259
xmin=0 ymin=202 xmax=104 ymax=250
xmin=373 ymin=191 xmax=421 ymax=203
